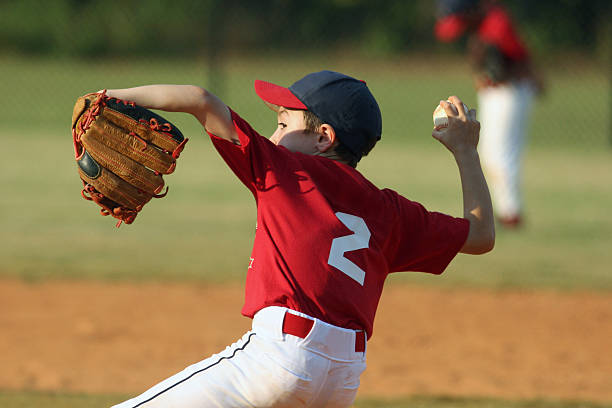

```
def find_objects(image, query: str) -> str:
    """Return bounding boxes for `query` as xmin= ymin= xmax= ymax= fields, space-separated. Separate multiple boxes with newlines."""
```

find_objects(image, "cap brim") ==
xmin=435 ymin=15 xmax=467 ymax=42
xmin=254 ymin=80 xmax=307 ymax=110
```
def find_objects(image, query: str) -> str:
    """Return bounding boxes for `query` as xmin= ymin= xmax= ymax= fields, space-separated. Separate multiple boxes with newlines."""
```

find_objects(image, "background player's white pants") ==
xmin=478 ymin=80 xmax=534 ymax=219
xmin=112 ymin=307 xmax=367 ymax=408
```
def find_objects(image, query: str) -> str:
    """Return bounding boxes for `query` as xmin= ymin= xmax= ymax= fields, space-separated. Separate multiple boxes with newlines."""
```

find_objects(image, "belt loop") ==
xmin=252 ymin=306 xmax=286 ymax=341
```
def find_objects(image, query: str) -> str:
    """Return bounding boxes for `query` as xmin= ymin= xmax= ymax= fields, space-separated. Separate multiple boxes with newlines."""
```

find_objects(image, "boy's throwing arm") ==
xmin=106 ymin=85 xmax=238 ymax=144
xmin=432 ymin=97 xmax=495 ymax=255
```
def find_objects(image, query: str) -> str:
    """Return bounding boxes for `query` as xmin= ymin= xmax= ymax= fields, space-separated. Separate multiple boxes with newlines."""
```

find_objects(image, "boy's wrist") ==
xmin=452 ymin=145 xmax=480 ymax=162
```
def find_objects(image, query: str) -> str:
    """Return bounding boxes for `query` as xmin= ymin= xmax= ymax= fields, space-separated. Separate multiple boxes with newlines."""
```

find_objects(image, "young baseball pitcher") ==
xmin=108 ymin=70 xmax=495 ymax=407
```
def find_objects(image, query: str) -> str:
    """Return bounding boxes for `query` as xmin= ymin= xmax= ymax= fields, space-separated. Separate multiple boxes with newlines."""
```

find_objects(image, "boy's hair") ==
xmin=303 ymin=110 xmax=361 ymax=168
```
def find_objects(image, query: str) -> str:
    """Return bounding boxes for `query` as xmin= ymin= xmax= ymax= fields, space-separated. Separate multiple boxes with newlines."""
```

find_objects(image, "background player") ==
xmin=435 ymin=0 xmax=545 ymax=228
xmin=106 ymin=70 xmax=494 ymax=407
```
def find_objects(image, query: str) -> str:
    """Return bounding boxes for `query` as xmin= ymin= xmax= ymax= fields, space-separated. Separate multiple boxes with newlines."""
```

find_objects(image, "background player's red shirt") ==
xmin=435 ymin=5 xmax=530 ymax=87
xmin=208 ymin=110 xmax=469 ymax=338
xmin=435 ymin=5 xmax=529 ymax=61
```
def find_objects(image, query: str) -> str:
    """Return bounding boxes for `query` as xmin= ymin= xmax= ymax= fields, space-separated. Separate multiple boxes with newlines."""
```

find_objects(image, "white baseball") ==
xmin=433 ymin=101 xmax=469 ymax=129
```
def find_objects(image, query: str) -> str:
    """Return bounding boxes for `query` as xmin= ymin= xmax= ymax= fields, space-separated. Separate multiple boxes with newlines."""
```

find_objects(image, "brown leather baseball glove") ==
xmin=71 ymin=91 xmax=188 ymax=226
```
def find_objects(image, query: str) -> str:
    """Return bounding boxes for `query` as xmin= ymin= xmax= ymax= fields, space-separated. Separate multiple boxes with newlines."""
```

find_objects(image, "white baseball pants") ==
xmin=478 ymin=80 xmax=535 ymax=219
xmin=112 ymin=307 xmax=367 ymax=408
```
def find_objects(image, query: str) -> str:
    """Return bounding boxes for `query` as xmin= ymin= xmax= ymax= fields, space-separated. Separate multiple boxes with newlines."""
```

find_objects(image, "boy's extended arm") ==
xmin=453 ymin=148 xmax=495 ymax=254
xmin=105 ymin=85 xmax=239 ymax=144
xmin=432 ymin=97 xmax=495 ymax=255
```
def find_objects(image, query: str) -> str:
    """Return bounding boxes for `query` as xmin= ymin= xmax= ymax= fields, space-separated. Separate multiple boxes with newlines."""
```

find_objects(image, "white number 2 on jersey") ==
xmin=327 ymin=212 xmax=371 ymax=286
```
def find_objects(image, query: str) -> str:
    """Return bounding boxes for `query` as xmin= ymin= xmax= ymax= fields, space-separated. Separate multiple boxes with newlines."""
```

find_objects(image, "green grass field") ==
xmin=2 ymin=128 xmax=611 ymax=289
xmin=0 ymin=390 xmax=609 ymax=408
xmin=0 ymin=54 xmax=610 ymax=407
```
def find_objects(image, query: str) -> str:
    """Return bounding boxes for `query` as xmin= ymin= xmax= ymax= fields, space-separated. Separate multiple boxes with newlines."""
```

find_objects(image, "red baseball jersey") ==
xmin=208 ymin=109 xmax=469 ymax=338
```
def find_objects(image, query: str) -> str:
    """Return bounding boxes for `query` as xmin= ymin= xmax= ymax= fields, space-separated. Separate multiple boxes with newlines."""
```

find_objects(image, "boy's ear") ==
xmin=316 ymin=124 xmax=336 ymax=152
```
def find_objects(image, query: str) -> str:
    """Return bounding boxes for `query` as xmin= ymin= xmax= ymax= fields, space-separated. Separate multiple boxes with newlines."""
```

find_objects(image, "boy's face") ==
xmin=270 ymin=108 xmax=320 ymax=154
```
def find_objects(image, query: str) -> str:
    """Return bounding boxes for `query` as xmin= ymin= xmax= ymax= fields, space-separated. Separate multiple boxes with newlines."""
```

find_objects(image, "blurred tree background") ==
xmin=0 ymin=0 xmax=609 ymax=58
xmin=0 ymin=0 xmax=610 ymax=147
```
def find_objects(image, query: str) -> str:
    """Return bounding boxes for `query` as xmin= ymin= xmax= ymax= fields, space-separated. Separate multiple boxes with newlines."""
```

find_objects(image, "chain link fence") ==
xmin=0 ymin=0 xmax=609 ymax=148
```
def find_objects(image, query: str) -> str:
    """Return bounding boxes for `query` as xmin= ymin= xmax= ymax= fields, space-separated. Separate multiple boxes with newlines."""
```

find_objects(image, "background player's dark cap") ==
xmin=254 ymin=70 xmax=382 ymax=159
xmin=436 ymin=0 xmax=479 ymax=17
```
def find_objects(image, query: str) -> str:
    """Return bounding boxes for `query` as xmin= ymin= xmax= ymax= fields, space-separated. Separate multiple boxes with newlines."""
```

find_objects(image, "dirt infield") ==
xmin=1 ymin=279 xmax=610 ymax=403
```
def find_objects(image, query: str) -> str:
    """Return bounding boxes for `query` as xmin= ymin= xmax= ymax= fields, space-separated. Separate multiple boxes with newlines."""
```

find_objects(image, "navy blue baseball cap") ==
xmin=254 ymin=70 xmax=382 ymax=159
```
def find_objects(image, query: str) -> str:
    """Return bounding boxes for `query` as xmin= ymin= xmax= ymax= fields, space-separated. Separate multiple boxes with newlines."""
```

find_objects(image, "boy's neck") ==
xmin=314 ymin=150 xmax=353 ymax=167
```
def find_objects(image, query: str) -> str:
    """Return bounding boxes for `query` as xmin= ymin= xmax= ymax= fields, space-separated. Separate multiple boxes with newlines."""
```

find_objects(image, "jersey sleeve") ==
xmin=478 ymin=7 xmax=529 ymax=61
xmin=383 ymin=190 xmax=469 ymax=275
xmin=206 ymin=109 xmax=283 ymax=197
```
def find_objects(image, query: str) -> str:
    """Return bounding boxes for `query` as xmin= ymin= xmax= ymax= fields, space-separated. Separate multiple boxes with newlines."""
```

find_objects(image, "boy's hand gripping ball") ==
xmin=433 ymin=100 xmax=470 ymax=130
